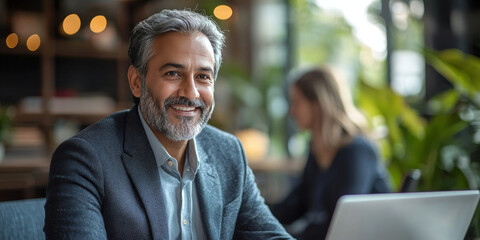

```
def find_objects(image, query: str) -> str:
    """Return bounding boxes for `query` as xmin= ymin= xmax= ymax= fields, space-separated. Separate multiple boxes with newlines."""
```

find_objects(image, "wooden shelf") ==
xmin=54 ymin=40 xmax=128 ymax=60
xmin=1 ymin=0 xmax=133 ymax=157
xmin=14 ymin=112 xmax=111 ymax=126
xmin=0 ymin=157 xmax=50 ymax=172
xmin=0 ymin=156 xmax=50 ymax=201
xmin=0 ymin=42 xmax=42 ymax=56
xmin=0 ymin=36 xmax=128 ymax=60
xmin=13 ymin=96 xmax=118 ymax=125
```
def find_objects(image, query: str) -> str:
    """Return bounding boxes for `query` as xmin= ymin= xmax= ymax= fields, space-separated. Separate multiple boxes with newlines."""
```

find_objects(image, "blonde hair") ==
xmin=293 ymin=67 xmax=367 ymax=149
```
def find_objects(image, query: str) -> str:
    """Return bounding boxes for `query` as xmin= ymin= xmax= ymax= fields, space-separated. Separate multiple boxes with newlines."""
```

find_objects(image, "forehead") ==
xmin=150 ymin=31 xmax=215 ymax=64
xmin=290 ymin=85 xmax=303 ymax=98
xmin=291 ymin=85 xmax=313 ymax=104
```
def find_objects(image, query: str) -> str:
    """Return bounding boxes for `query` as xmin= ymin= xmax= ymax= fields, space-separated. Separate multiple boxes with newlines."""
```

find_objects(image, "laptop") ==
xmin=325 ymin=190 xmax=480 ymax=240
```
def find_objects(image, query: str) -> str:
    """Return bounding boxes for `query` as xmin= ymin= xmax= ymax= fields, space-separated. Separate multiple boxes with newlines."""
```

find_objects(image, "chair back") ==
xmin=0 ymin=198 xmax=46 ymax=240
xmin=399 ymin=169 xmax=422 ymax=192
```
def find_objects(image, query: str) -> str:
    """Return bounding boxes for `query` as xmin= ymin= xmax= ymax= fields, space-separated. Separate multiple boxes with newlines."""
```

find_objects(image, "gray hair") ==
xmin=128 ymin=9 xmax=225 ymax=103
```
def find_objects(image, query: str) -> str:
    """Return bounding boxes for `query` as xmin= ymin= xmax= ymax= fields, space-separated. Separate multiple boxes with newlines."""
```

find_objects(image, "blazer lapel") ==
xmin=121 ymin=106 xmax=169 ymax=240
xmin=195 ymin=142 xmax=223 ymax=240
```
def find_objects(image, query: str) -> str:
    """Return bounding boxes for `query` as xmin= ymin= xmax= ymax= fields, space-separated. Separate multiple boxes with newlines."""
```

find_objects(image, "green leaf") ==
xmin=424 ymin=49 xmax=480 ymax=97
xmin=421 ymin=113 xmax=469 ymax=189
xmin=0 ymin=106 xmax=13 ymax=143
xmin=427 ymin=89 xmax=460 ymax=114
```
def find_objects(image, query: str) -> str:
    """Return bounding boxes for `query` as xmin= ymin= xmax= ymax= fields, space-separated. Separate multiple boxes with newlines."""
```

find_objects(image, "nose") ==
xmin=178 ymin=75 xmax=200 ymax=101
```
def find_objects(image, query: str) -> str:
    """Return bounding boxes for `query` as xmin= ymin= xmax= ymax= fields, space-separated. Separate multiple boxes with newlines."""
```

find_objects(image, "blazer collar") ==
xmin=195 ymin=139 xmax=222 ymax=240
xmin=122 ymin=105 xmax=169 ymax=240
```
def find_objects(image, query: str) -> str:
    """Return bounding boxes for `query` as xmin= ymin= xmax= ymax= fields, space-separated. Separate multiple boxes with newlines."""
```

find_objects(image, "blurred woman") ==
xmin=271 ymin=67 xmax=391 ymax=240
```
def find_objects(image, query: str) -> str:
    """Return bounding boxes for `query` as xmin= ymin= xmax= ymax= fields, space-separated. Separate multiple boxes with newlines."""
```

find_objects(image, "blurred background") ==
xmin=1 ymin=0 xmax=480 ymax=236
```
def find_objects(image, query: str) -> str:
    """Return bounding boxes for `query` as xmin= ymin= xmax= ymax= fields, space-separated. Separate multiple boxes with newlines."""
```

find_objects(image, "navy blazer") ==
xmin=44 ymin=105 xmax=292 ymax=240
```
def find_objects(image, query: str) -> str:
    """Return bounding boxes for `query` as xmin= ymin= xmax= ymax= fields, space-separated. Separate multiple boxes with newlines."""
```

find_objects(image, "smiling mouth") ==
xmin=171 ymin=105 xmax=196 ymax=111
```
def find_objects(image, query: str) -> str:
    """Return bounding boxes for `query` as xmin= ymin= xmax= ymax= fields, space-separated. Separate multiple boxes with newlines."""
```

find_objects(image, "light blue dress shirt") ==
xmin=138 ymin=109 xmax=206 ymax=240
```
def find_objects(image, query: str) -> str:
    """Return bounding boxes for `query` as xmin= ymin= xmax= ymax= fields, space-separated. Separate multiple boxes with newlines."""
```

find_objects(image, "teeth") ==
xmin=172 ymin=105 xmax=195 ymax=111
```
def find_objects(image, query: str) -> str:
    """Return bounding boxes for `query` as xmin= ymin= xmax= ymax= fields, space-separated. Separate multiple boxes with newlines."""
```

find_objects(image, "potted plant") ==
xmin=0 ymin=106 xmax=13 ymax=162
xmin=357 ymin=48 xmax=480 ymax=238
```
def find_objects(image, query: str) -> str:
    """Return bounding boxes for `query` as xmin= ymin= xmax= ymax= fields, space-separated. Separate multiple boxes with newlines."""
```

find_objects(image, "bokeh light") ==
xmin=90 ymin=15 xmax=107 ymax=33
xmin=26 ymin=34 xmax=41 ymax=51
xmin=235 ymin=129 xmax=269 ymax=162
xmin=6 ymin=33 xmax=19 ymax=49
xmin=63 ymin=14 xmax=81 ymax=35
xmin=214 ymin=5 xmax=233 ymax=20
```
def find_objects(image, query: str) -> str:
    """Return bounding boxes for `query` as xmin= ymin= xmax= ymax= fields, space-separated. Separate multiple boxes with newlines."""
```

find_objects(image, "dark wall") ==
xmin=423 ymin=0 xmax=479 ymax=101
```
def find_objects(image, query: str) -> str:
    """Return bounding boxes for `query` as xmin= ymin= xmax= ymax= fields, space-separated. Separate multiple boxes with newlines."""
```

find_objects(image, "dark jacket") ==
xmin=272 ymin=136 xmax=391 ymax=240
xmin=45 ymin=105 xmax=292 ymax=240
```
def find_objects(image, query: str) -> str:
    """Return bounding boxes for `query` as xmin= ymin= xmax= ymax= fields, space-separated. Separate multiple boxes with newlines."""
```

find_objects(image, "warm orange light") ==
xmin=26 ymin=34 xmax=41 ymax=51
xmin=214 ymin=5 xmax=233 ymax=20
xmin=235 ymin=129 xmax=269 ymax=162
xmin=6 ymin=33 xmax=19 ymax=48
xmin=63 ymin=14 xmax=81 ymax=35
xmin=90 ymin=15 xmax=107 ymax=33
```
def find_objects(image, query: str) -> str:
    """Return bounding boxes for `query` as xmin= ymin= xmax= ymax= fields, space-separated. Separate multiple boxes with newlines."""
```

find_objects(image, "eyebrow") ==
xmin=160 ymin=63 xmax=214 ymax=76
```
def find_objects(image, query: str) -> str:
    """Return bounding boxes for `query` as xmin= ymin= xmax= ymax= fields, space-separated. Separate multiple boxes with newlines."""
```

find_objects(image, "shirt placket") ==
xmin=180 ymin=156 xmax=194 ymax=240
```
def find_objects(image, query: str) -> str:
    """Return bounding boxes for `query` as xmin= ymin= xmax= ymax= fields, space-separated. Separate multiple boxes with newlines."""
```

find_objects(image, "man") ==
xmin=44 ymin=9 xmax=293 ymax=240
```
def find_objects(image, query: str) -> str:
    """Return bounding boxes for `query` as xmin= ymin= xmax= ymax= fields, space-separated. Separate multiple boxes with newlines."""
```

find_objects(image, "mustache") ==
xmin=164 ymin=97 xmax=207 ymax=110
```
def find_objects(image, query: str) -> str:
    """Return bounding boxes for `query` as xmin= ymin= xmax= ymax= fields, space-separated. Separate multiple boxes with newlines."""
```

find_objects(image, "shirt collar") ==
xmin=137 ymin=106 xmax=200 ymax=173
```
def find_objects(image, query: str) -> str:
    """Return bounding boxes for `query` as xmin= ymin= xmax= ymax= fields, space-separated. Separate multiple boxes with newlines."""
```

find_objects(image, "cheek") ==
xmin=148 ymin=81 xmax=176 ymax=102
xmin=298 ymin=106 xmax=315 ymax=128
xmin=199 ymin=86 xmax=214 ymax=105
xmin=304 ymin=110 xmax=315 ymax=128
xmin=290 ymin=104 xmax=303 ymax=120
xmin=289 ymin=106 xmax=303 ymax=126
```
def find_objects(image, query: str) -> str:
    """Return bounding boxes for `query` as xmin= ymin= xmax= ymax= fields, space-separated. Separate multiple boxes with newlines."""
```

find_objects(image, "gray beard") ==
xmin=140 ymin=84 xmax=214 ymax=141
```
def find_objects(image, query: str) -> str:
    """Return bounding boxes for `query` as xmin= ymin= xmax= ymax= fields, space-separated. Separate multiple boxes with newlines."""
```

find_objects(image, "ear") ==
xmin=128 ymin=65 xmax=142 ymax=99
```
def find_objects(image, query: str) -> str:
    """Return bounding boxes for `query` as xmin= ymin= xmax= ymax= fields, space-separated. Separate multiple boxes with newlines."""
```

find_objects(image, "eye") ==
xmin=165 ymin=71 xmax=180 ymax=77
xmin=197 ymin=74 xmax=212 ymax=82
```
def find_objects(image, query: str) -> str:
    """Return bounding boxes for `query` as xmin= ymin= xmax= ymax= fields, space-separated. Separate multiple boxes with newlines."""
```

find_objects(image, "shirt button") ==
xmin=183 ymin=219 xmax=188 ymax=225
xmin=167 ymin=161 xmax=173 ymax=167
